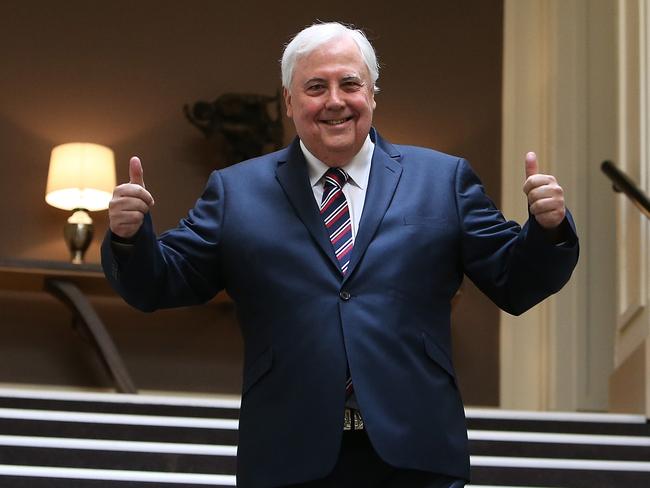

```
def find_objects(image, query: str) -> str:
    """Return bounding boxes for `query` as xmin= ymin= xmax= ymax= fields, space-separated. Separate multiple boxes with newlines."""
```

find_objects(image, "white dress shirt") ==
xmin=301 ymin=135 xmax=375 ymax=242
xmin=301 ymin=136 xmax=374 ymax=410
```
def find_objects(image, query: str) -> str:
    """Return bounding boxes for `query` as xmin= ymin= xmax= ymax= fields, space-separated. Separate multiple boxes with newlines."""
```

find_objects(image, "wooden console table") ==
xmin=0 ymin=258 xmax=137 ymax=394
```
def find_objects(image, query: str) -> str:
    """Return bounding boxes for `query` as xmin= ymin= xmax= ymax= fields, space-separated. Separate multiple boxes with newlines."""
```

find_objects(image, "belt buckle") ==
xmin=343 ymin=408 xmax=364 ymax=431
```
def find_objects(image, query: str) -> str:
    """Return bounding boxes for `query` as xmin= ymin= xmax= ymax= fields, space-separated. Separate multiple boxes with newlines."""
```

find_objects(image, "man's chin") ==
xmin=320 ymin=132 xmax=358 ymax=149
xmin=319 ymin=144 xmax=362 ymax=166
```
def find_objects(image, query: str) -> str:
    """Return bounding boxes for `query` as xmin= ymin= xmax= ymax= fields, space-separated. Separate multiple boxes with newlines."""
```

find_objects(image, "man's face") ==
xmin=284 ymin=36 xmax=376 ymax=167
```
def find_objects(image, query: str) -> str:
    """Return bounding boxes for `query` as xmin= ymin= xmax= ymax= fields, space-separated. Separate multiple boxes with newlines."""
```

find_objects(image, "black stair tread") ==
xmin=467 ymin=418 xmax=650 ymax=437
xmin=0 ymin=397 xmax=240 ymax=419
xmin=469 ymin=440 xmax=650 ymax=461
xmin=471 ymin=466 xmax=650 ymax=488
xmin=0 ymin=446 xmax=236 ymax=474
xmin=0 ymin=477 xmax=232 ymax=488
xmin=0 ymin=419 xmax=238 ymax=444
xmin=0 ymin=406 xmax=238 ymax=430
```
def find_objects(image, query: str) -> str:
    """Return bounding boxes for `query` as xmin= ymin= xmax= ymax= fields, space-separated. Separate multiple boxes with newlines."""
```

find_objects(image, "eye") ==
xmin=342 ymin=80 xmax=363 ymax=92
xmin=306 ymin=83 xmax=325 ymax=94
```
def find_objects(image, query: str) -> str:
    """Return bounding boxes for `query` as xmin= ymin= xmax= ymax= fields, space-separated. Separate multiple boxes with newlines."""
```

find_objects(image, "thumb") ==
xmin=525 ymin=151 xmax=539 ymax=179
xmin=129 ymin=156 xmax=145 ymax=187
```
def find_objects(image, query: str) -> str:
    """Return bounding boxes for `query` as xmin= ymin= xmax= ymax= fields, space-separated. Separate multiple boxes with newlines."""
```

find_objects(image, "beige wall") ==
xmin=609 ymin=0 xmax=650 ymax=416
xmin=0 ymin=0 xmax=503 ymax=403
xmin=500 ymin=0 xmax=618 ymax=413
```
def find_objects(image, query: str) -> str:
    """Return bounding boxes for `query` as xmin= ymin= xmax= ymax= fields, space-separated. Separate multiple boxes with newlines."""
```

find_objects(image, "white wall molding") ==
xmin=501 ymin=0 xmax=617 ymax=411
xmin=609 ymin=0 xmax=650 ymax=416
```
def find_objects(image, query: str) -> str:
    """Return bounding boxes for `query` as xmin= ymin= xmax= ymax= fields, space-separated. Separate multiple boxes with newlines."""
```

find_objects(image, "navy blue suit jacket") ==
xmin=102 ymin=129 xmax=578 ymax=487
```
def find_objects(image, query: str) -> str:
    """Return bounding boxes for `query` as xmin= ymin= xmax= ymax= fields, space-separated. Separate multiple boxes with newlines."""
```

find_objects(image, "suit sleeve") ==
xmin=101 ymin=170 xmax=226 ymax=312
xmin=455 ymin=159 xmax=579 ymax=316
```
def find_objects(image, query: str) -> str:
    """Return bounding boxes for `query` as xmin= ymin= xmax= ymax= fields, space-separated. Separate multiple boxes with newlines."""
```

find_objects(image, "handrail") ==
xmin=601 ymin=160 xmax=650 ymax=219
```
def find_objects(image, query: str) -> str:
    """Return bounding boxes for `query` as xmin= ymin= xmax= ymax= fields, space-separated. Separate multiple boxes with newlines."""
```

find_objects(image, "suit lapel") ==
xmin=275 ymin=139 xmax=340 ymax=271
xmin=276 ymin=132 xmax=403 ymax=279
xmin=344 ymin=133 xmax=402 ymax=281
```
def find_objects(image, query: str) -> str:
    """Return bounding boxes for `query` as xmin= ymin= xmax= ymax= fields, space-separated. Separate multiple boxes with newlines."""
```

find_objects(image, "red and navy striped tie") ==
xmin=321 ymin=168 xmax=356 ymax=398
xmin=320 ymin=168 xmax=353 ymax=275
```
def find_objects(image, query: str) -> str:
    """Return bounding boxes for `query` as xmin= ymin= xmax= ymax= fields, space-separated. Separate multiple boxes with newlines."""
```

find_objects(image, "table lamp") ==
xmin=45 ymin=143 xmax=116 ymax=264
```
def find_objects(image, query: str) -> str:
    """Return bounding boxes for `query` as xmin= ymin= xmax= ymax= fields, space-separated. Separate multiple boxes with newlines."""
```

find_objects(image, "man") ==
xmin=103 ymin=22 xmax=578 ymax=488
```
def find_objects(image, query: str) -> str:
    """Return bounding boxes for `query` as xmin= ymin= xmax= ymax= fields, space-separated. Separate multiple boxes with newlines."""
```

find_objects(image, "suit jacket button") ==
xmin=339 ymin=290 xmax=351 ymax=301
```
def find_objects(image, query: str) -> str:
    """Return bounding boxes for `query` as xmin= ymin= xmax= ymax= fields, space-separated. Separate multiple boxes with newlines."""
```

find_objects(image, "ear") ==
xmin=283 ymin=87 xmax=293 ymax=118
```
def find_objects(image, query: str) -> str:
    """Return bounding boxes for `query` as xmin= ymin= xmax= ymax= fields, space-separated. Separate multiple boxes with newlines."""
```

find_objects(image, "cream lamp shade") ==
xmin=45 ymin=142 xmax=116 ymax=211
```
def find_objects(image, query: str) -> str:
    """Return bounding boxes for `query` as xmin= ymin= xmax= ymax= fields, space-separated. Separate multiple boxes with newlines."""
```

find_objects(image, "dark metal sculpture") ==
xmin=184 ymin=92 xmax=284 ymax=166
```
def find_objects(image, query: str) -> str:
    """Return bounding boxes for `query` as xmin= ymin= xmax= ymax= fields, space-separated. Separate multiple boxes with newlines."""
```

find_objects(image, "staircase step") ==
xmin=0 ymin=480 xmax=228 ymax=488
xmin=467 ymin=486 xmax=567 ymax=488
xmin=0 ymin=465 xmax=235 ymax=486
xmin=471 ymin=456 xmax=650 ymax=487
xmin=0 ymin=418 xmax=237 ymax=445
xmin=470 ymin=440 xmax=650 ymax=461
xmin=469 ymin=429 xmax=650 ymax=461
xmin=465 ymin=408 xmax=646 ymax=424
xmin=0 ymin=388 xmax=648 ymax=488
xmin=0 ymin=409 xmax=238 ymax=445
xmin=0 ymin=447 xmax=233 ymax=474
xmin=466 ymin=408 xmax=650 ymax=437
xmin=471 ymin=467 xmax=650 ymax=488
xmin=0 ymin=389 xmax=239 ymax=419
xmin=0 ymin=435 xmax=235 ymax=473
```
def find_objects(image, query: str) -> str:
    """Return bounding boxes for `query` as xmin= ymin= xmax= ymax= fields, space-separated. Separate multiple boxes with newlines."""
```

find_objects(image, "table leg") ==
xmin=44 ymin=278 xmax=137 ymax=394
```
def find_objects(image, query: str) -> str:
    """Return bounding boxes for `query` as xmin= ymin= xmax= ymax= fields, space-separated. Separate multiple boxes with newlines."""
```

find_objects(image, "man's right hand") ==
xmin=108 ymin=156 xmax=155 ymax=239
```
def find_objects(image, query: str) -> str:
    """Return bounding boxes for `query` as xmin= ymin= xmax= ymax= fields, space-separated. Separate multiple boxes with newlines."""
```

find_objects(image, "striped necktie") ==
xmin=321 ymin=168 xmax=356 ymax=399
xmin=320 ymin=168 xmax=353 ymax=275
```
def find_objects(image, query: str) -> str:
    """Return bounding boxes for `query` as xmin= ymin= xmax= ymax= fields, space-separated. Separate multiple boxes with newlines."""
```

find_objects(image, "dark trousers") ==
xmin=283 ymin=430 xmax=466 ymax=488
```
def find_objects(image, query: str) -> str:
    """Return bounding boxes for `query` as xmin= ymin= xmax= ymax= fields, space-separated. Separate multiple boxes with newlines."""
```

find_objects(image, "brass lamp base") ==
xmin=64 ymin=209 xmax=94 ymax=264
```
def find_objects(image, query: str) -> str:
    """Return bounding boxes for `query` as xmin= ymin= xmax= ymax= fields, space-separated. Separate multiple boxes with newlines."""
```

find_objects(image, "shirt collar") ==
xmin=302 ymin=135 xmax=374 ymax=190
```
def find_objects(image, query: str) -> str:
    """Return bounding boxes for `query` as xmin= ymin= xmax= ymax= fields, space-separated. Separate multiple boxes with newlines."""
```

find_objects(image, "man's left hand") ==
xmin=523 ymin=151 xmax=566 ymax=230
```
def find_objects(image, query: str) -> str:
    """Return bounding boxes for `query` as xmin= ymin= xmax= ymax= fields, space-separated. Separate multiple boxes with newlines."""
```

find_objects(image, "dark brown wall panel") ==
xmin=0 ymin=0 xmax=503 ymax=405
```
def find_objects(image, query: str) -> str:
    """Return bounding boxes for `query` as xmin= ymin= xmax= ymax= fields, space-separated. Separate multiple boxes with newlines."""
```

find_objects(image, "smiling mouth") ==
xmin=322 ymin=116 xmax=353 ymax=126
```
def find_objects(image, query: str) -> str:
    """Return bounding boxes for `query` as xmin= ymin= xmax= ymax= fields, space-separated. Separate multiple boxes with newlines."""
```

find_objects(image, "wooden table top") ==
xmin=0 ymin=258 xmax=111 ymax=295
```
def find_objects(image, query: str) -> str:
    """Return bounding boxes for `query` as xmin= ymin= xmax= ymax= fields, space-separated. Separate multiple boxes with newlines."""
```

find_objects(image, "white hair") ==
xmin=281 ymin=22 xmax=379 ymax=93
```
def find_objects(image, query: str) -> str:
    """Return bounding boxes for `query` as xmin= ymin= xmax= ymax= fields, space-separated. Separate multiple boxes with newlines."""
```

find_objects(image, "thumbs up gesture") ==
xmin=108 ymin=156 xmax=155 ymax=239
xmin=522 ymin=152 xmax=566 ymax=230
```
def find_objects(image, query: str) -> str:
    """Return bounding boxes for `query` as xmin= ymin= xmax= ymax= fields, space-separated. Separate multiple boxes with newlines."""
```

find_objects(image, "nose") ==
xmin=325 ymin=86 xmax=345 ymax=110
